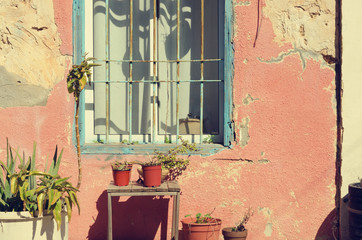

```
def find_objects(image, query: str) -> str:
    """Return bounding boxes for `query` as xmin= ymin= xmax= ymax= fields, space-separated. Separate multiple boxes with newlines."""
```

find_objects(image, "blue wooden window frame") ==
xmin=72 ymin=0 xmax=234 ymax=154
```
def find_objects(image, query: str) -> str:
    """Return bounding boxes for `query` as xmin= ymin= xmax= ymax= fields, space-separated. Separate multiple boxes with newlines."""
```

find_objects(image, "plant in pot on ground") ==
xmin=181 ymin=210 xmax=222 ymax=240
xmin=135 ymin=137 xmax=197 ymax=187
xmin=222 ymin=208 xmax=253 ymax=240
xmin=111 ymin=161 xmax=132 ymax=186
xmin=0 ymin=140 xmax=79 ymax=239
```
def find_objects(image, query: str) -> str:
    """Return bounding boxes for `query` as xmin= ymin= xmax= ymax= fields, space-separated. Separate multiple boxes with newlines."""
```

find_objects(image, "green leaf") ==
xmin=69 ymin=191 xmax=80 ymax=214
xmin=67 ymin=82 xmax=74 ymax=93
xmin=29 ymin=142 xmax=36 ymax=190
xmin=35 ymin=186 xmax=46 ymax=193
xmin=53 ymin=200 xmax=62 ymax=231
xmin=49 ymin=147 xmax=62 ymax=176
xmin=54 ymin=177 xmax=70 ymax=185
xmin=50 ymin=190 xmax=62 ymax=206
xmin=79 ymin=74 xmax=87 ymax=91
xmin=47 ymin=189 xmax=54 ymax=210
xmin=10 ymin=176 xmax=18 ymax=195
xmin=64 ymin=196 xmax=72 ymax=222
xmin=25 ymin=189 xmax=36 ymax=198
xmin=37 ymin=192 xmax=45 ymax=217
xmin=0 ymin=197 xmax=8 ymax=207
xmin=19 ymin=181 xmax=29 ymax=201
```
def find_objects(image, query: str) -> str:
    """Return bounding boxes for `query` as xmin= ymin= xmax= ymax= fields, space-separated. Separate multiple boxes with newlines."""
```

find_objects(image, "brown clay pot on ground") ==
xmin=181 ymin=218 xmax=222 ymax=240
xmin=142 ymin=165 xmax=162 ymax=187
xmin=222 ymin=228 xmax=248 ymax=240
xmin=112 ymin=165 xmax=132 ymax=186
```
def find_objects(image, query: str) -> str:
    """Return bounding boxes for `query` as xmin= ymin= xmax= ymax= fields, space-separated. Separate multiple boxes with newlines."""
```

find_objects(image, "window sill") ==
xmin=81 ymin=143 xmax=229 ymax=156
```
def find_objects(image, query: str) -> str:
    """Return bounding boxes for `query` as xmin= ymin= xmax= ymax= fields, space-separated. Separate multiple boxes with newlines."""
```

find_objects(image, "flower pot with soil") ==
xmin=222 ymin=208 xmax=252 ymax=240
xmin=142 ymin=164 xmax=162 ymax=187
xmin=111 ymin=161 xmax=132 ymax=186
xmin=0 ymin=140 xmax=80 ymax=238
xmin=181 ymin=212 xmax=222 ymax=240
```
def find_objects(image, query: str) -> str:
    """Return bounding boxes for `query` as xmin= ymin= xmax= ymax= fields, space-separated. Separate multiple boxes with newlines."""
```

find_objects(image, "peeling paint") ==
xmin=257 ymin=46 xmax=332 ymax=70
xmin=293 ymin=220 xmax=302 ymax=233
xmin=259 ymin=208 xmax=274 ymax=237
xmin=233 ymin=0 xmax=252 ymax=38
xmin=264 ymin=0 xmax=335 ymax=57
xmin=242 ymin=94 xmax=259 ymax=105
xmin=232 ymin=199 xmax=245 ymax=206
xmin=200 ymin=162 xmax=210 ymax=168
xmin=0 ymin=0 xmax=67 ymax=108
xmin=182 ymin=170 xmax=206 ymax=180
xmin=239 ymin=117 xmax=250 ymax=147
xmin=225 ymin=163 xmax=242 ymax=183
xmin=234 ymin=0 xmax=251 ymax=6
xmin=289 ymin=191 xmax=300 ymax=207
xmin=219 ymin=202 xmax=228 ymax=208
xmin=258 ymin=159 xmax=270 ymax=164
xmin=264 ymin=222 xmax=273 ymax=237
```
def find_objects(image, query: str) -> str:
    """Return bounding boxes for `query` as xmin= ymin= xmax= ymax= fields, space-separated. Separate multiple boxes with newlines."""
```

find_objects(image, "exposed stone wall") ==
xmin=264 ymin=0 xmax=335 ymax=60
xmin=0 ymin=0 xmax=67 ymax=108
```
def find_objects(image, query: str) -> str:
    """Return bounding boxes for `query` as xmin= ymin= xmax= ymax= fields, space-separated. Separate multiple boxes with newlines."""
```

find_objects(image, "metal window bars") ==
xmin=98 ymin=0 xmax=223 ymax=144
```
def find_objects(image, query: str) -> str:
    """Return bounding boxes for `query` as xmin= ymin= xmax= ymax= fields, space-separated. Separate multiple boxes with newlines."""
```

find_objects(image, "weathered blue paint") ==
xmin=74 ymin=0 xmax=234 ymax=152
xmin=73 ymin=0 xmax=85 ymax=147
xmin=223 ymin=0 xmax=234 ymax=147
xmin=81 ymin=143 xmax=226 ymax=156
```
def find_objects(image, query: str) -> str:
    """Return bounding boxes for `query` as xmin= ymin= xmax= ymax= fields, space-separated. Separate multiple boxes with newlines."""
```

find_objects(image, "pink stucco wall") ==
xmin=0 ymin=0 xmax=337 ymax=239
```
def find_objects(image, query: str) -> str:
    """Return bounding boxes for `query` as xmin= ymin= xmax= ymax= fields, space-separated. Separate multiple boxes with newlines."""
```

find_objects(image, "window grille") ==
xmin=81 ymin=0 xmax=231 ymax=146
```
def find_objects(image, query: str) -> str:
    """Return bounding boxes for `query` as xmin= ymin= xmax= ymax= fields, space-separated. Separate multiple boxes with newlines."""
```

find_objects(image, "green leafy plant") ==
xmin=184 ymin=208 xmax=217 ymax=224
xmin=111 ymin=161 xmax=132 ymax=171
xmin=67 ymin=54 xmax=100 ymax=189
xmin=153 ymin=137 xmax=197 ymax=179
xmin=232 ymin=208 xmax=253 ymax=232
xmin=0 ymin=140 xmax=79 ymax=230
xmin=133 ymin=137 xmax=197 ymax=179
xmin=203 ymin=135 xmax=214 ymax=144
xmin=185 ymin=213 xmax=212 ymax=223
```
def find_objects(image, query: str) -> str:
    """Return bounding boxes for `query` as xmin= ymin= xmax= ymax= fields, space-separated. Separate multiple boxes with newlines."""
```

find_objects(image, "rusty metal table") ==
xmin=107 ymin=181 xmax=181 ymax=240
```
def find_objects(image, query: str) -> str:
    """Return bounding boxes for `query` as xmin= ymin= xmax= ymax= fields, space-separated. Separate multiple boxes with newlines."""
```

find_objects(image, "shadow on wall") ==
xmin=314 ymin=208 xmax=338 ymax=240
xmin=88 ymin=191 xmax=170 ymax=240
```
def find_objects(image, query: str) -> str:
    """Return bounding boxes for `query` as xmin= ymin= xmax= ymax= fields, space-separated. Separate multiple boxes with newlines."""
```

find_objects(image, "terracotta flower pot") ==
xmin=181 ymin=218 xmax=222 ymax=240
xmin=222 ymin=228 xmax=248 ymax=240
xmin=137 ymin=167 xmax=169 ymax=181
xmin=142 ymin=165 xmax=162 ymax=187
xmin=112 ymin=166 xmax=132 ymax=186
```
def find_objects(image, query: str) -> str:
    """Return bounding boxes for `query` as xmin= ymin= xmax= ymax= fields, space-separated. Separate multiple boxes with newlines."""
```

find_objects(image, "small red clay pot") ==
xmin=142 ymin=165 xmax=162 ymax=187
xmin=222 ymin=228 xmax=248 ymax=240
xmin=112 ymin=166 xmax=132 ymax=186
xmin=181 ymin=218 xmax=222 ymax=240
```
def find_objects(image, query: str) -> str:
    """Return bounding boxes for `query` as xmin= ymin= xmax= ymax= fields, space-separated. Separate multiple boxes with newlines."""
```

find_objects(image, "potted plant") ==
xmin=181 ymin=211 xmax=222 ymax=240
xmin=222 ymin=208 xmax=253 ymax=240
xmin=136 ymin=137 xmax=197 ymax=187
xmin=136 ymin=157 xmax=163 ymax=187
xmin=348 ymin=180 xmax=362 ymax=239
xmin=111 ymin=161 xmax=132 ymax=186
xmin=0 ymin=140 xmax=79 ymax=239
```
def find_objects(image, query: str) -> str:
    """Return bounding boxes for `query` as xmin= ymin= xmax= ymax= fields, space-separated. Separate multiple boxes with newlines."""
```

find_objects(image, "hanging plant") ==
xmin=67 ymin=54 xmax=100 ymax=188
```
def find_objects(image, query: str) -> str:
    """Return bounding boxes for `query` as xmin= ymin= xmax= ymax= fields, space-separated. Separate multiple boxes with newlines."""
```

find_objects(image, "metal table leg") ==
xmin=108 ymin=192 xmax=112 ymax=240
xmin=171 ymin=193 xmax=180 ymax=240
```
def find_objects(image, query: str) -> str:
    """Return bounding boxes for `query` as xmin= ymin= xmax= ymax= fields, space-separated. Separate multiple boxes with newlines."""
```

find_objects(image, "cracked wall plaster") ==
xmin=0 ymin=0 xmax=67 ymax=108
xmin=239 ymin=116 xmax=250 ymax=147
xmin=264 ymin=0 xmax=335 ymax=58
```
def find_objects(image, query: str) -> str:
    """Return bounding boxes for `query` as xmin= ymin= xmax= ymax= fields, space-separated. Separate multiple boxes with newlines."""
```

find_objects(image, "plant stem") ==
xmin=75 ymin=98 xmax=82 ymax=189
